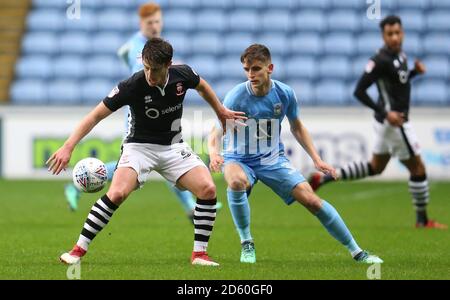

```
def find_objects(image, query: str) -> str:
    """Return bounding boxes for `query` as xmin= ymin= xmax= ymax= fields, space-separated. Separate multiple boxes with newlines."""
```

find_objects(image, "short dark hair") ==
xmin=379 ymin=15 xmax=402 ymax=31
xmin=240 ymin=44 xmax=272 ymax=64
xmin=142 ymin=37 xmax=173 ymax=66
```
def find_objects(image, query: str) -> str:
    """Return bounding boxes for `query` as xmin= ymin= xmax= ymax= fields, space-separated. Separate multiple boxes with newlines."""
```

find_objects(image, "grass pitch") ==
xmin=0 ymin=179 xmax=448 ymax=280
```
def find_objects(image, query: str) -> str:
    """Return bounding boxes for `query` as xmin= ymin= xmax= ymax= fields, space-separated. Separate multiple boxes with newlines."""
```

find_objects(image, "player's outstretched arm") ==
xmin=46 ymin=102 xmax=113 ymax=175
xmin=195 ymin=78 xmax=247 ymax=129
xmin=207 ymin=125 xmax=224 ymax=173
xmin=289 ymin=118 xmax=337 ymax=179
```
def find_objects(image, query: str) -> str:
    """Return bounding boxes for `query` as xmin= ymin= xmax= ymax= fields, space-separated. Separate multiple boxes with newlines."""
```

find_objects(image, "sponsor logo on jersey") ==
xmin=145 ymin=95 xmax=153 ymax=103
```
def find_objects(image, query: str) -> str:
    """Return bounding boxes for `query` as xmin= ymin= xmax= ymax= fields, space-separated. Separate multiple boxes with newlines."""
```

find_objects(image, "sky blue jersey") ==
xmin=222 ymin=80 xmax=299 ymax=161
xmin=122 ymin=31 xmax=147 ymax=73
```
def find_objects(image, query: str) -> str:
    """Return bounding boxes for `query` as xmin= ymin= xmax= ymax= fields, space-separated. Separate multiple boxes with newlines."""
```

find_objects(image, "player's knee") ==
xmin=228 ymin=176 xmax=248 ymax=191
xmin=107 ymin=188 xmax=129 ymax=205
xmin=371 ymin=163 xmax=385 ymax=175
xmin=197 ymin=182 xmax=216 ymax=200
xmin=296 ymin=191 xmax=322 ymax=213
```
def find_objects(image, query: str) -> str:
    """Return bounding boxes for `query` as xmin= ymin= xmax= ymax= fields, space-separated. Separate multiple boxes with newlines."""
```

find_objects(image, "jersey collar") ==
xmin=246 ymin=80 xmax=274 ymax=97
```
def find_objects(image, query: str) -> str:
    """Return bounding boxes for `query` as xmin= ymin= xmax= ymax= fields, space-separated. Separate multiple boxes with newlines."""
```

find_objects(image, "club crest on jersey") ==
xmin=273 ymin=103 xmax=282 ymax=116
xmin=145 ymin=95 xmax=153 ymax=103
xmin=108 ymin=86 xmax=119 ymax=98
xmin=365 ymin=60 xmax=375 ymax=73
xmin=176 ymin=82 xmax=185 ymax=96
xmin=394 ymin=59 xmax=400 ymax=68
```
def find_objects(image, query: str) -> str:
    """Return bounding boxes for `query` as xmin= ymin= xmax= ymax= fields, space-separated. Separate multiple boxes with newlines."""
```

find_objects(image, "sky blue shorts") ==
xmin=223 ymin=154 xmax=305 ymax=205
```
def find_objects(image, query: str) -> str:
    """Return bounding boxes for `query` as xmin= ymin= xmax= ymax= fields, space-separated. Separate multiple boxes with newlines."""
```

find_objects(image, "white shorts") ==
xmin=117 ymin=142 xmax=207 ymax=187
xmin=372 ymin=120 xmax=421 ymax=160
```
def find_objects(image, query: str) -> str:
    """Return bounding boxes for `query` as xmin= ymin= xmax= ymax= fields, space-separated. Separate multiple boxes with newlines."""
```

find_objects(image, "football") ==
xmin=72 ymin=158 xmax=108 ymax=193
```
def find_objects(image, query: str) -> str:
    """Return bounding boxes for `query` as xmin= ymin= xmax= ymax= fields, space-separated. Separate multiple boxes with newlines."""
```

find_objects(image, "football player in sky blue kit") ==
xmin=208 ymin=44 xmax=383 ymax=264
xmin=64 ymin=2 xmax=219 ymax=219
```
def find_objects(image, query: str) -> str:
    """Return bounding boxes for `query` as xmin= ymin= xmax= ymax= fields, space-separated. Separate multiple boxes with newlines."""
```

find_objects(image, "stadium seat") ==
xmin=327 ymin=10 xmax=360 ymax=32
xmin=52 ymin=55 xmax=85 ymax=79
xmin=289 ymin=33 xmax=322 ymax=56
xmin=399 ymin=10 xmax=425 ymax=33
xmin=265 ymin=0 xmax=297 ymax=9
xmin=400 ymin=0 xmax=429 ymax=9
xmin=197 ymin=0 xmax=230 ymax=9
xmin=315 ymin=80 xmax=349 ymax=105
xmin=261 ymin=11 xmax=291 ymax=32
xmin=224 ymin=33 xmax=254 ymax=54
xmin=219 ymin=56 xmax=246 ymax=80
xmin=228 ymin=10 xmax=259 ymax=32
xmin=232 ymin=0 xmax=265 ymax=9
xmin=91 ymin=32 xmax=125 ymax=54
xmin=100 ymin=0 xmax=135 ymax=9
xmin=424 ymin=34 xmax=450 ymax=55
xmin=352 ymin=56 xmax=371 ymax=78
xmin=356 ymin=34 xmax=382 ymax=55
xmin=270 ymin=56 xmax=287 ymax=81
xmin=431 ymin=0 xmax=450 ymax=9
xmin=415 ymin=80 xmax=448 ymax=105
xmin=164 ymin=32 xmax=191 ymax=56
xmin=402 ymin=33 xmax=422 ymax=57
xmin=194 ymin=10 xmax=227 ymax=32
xmin=33 ymin=0 xmax=66 ymax=8
xmin=163 ymin=10 xmax=195 ymax=32
xmin=257 ymin=33 xmax=288 ymax=56
xmin=22 ymin=32 xmax=58 ymax=54
xmin=135 ymin=0 xmax=170 ymax=8
xmin=285 ymin=56 xmax=317 ymax=80
xmin=187 ymin=56 xmax=219 ymax=80
xmin=81 ymin=79 xmax=115 ymax=105
xmin=63 ymin=9 xmax=96 ymax=32
xmin=48 ymin=80 xmax=81 ymax=104
xmin=58 ymin=32 xmax=90 ymax=54
xmin=427 ymin=11 xmax=450 ymax=31
xmin=298 ymin=0 xmax=331 ymax=9
xmin=190 ymin=33 xmax=222 ymax=55
xmin=10 ymin=79 xmax=47 ymax=104
xmin=97 ymin=10 xmax=129 ymax=31
xmin=86 ymin=55 xmax=127 ymax=79
xmin=15 ymin=56 xmax=52 ymax=79
xmin=323 ymin=33 xmax=355 ymax=56
xmin=422 ymin=57 xmax=449 ymax=78
xmin=168 ymin=0 xmax=198 ymax=9
xmin=286 ymin=80 xmax=315 ymax=105
xmin=293 ymin=11 xmax=326 ymax=32
xmin=214 ymin=80 xmax=241 ymax=99
xmin=319 ymin=56 xmax=351 ymax=79
xmin=27 ymin=9 xmax=65 ymax=31
xmin=330 ymin=0 xmax=364 ymax=9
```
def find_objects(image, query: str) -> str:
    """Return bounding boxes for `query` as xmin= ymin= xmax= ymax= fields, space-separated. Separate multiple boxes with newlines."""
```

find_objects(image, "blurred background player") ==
xmin=63 ymin=2 xmax=221 ymax=220
xmin=209 ymin=44 xmax=383 ymax=264
xmin=309 ymin=16 xmax=447 ymax=230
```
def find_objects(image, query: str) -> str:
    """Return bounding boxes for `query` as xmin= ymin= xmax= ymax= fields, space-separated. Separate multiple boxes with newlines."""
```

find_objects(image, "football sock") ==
xmin=193 ymin=198 xmax=217 ymax=252
xmin=409 ymin=175 xmax=429 ymax=224
xmin=105 ymin=161 xmax=117 ymax=181
xmin=76 ymin=195 xmax=118 ymax=251
xmin=168 ymin=182 xmax=196 ymax=213
xmin=227 ymin=189 xmax=252 ymax=242
xmin=323 ymin=161 xmax=374 ymax=183
xmin=315 ymin=200 xmax=362 ymax=257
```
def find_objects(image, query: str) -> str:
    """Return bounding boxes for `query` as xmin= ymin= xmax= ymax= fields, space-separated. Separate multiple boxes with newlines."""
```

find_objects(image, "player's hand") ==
xmin=386 ymin=111 xmax=405 ymax=127
xmin=209 ymin=153 xmax=224 ymax=173
xmin=414 ymin=60 xmax=426 ymax=74
xmin=314 ymin=160 xmax=337 ymax=180
xmin=46 ymin=145 xmax=73 ymax=175
xmin=218 ymin=107 xmax=247 ymax=130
